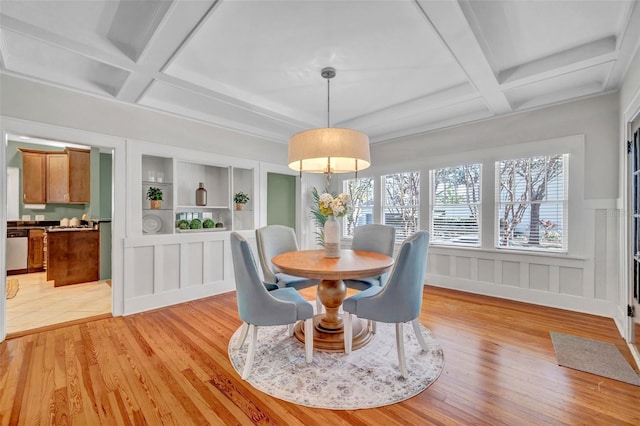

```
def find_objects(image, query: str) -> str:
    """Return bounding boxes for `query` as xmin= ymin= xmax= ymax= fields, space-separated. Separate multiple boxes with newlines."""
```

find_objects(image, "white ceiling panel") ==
xmin=1 ymin=29 xmax=129 ymax=96
xmin=504 ymin=62 xmax=613 ymax=111
xmin=1 ymin=0 xmax=638 ymax=144
xmin=164 ymin=0 xmax=468 ymax=126
xmin=460 ymin=0 xmax=632 ymax=74
xmin=139 ymin=80 xmax=306 ymax=141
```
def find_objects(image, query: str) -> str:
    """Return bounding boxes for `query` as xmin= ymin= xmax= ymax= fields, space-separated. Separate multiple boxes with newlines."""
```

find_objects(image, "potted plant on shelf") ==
xmin=146 ymin=187 xmax=163 ymax=209
xmin=234 ymin=191 xmax=250 ymax=210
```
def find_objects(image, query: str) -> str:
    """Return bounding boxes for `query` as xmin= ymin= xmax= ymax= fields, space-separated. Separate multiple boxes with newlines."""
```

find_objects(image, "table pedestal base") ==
xmin=293 ymin=314 xmax=373 ymax=352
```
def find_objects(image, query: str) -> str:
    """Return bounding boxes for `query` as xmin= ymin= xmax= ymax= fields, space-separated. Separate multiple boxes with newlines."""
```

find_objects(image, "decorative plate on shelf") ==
xmin=142 ymin=214 xmax=163 ymax=234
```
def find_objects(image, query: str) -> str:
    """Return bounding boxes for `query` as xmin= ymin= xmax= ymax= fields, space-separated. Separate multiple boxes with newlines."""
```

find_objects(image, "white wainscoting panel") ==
xmin=123 ymin=232 xmax=246 ymax=315
xmin=425 ymin=205 xmax=619 ymax=318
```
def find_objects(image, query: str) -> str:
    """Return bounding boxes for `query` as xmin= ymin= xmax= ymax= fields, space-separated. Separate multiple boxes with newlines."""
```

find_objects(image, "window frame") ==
xmin=342 ymin=177 xmax=375 ymax=238
xmin=381 ymin=171 xmax=421 ymax=243
xmin=495 ymin=153 xmax=569 ymax=253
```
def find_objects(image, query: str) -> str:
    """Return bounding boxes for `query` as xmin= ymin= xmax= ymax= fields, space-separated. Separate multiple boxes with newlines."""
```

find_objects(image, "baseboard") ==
xmin=426 ymin=274 xmax=617 ymax=319
xmin=124 ymin=281 xmax=235 ymax=315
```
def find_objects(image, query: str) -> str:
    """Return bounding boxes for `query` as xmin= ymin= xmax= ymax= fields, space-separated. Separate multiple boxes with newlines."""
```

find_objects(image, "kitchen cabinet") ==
xmin=21 ymin=151 xmax=46 ymax=203
xmin=19 ymin=147 xmax=90 ymax=204
xmin=47 ymin=230 xmax=99 ymax=286
xmin=47 ymin=153 xmax=69 ymax=202
xmin=28 ymin=229 xmax=45 ymax=272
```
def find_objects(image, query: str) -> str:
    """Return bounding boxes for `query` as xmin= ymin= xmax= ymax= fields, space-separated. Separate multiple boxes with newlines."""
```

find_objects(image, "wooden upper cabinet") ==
xmin=21 ymin=151 xmax=46 ymax=203
xmin=19 ymin=147 xmax=90 ymax=204
xmin=67 ymin=148 xmax=90 ymax=202
xmin=47 ymin=153 xmax=69 ymax=203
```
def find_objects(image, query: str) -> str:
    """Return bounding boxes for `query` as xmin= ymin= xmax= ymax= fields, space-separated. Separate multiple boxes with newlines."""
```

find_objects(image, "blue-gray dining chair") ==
xmin=343 ymin=224 xmax=396 ymax=291
xmin=231 ymin=232 xmax=314 ymax=380
xmin=342 ymin=231 xmax=430 ymax=379
xmin=256 ymin=225 xmax=321 ymax=310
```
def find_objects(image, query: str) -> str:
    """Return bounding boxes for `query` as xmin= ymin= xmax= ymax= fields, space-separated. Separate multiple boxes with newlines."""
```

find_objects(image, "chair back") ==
xmin=256 ymin=225 xmax=299 ymax=283
xmin=351 ymin=224 xmax=396 ymax=257
xmin=377 ymin=231 xmax=430 ymax=322
xmin=231 ymin=232 xmax=292 ymax=325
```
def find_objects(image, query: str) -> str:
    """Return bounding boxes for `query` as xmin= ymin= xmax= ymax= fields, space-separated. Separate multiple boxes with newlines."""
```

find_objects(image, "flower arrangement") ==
xmin=318 ymin=192 xmax=349 ymax=217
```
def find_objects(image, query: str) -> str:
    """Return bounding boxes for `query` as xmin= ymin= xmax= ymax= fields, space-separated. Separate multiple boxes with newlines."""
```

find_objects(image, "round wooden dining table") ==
xmin=272 ymin=249 xmax=394 ymax=352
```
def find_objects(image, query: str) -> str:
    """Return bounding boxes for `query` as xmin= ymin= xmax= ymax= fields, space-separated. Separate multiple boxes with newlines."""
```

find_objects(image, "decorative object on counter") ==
xmin=203 ymin=218 xmax=215 ymax=228
xmin=189 ymin=218 xmax=202 ymax=229
xmin=215 ymin=221 xmax=224 ymax=228
xmin=69 ymin=217 xmax=80 ymax=227
xmin=318 ymin=192 xmax=350 ymax=258
xmin=177 ymin=219 xmax=189 ymax=230
xmin=196 ymin=182 xmax=207 ymax=206
xmin=60 ymin=218 xmax=70 ymax=227
xmin=234 ymin=191 xmax=250 ymax=210
xmin=146 ymin=186 xmax=163 ymax=209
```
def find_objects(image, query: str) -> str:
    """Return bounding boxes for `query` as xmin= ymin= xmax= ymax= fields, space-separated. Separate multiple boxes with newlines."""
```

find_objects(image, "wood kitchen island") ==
xmin=46 ymin=229 xmax=100 ymax=286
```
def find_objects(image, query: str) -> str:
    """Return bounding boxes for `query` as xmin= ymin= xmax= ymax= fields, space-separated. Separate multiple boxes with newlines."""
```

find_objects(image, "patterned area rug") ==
xmin=228 ymin=321 xmax=445 ymax=409
xmin=6 ymin=279 xmax=19 ymax=299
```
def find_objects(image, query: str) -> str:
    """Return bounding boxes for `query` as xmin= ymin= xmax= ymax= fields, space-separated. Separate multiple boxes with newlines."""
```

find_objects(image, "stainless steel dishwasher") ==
xmin=7 ymin=228 xmax=28 ymax=275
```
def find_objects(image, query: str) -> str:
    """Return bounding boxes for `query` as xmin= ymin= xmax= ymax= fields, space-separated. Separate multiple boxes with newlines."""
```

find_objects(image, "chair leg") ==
xmin=344 ymin=313 xmax=353 ymax=354
xmin=304 ymin=318 xmax=313 ymax=363
xmin=396 ymin=322 xmax=408 ymax=379
xmin=370 ymin=320 xmax=377 ymax=334
xmin=234 ymin=322 xmax=249 ymax=349
xmin=287 ymin=323 xmax=295 ymax=336
xmin=411 ymin=319 xmax=429 ymax=351
xmin=241 ymin=324 xmax=258 ymax=380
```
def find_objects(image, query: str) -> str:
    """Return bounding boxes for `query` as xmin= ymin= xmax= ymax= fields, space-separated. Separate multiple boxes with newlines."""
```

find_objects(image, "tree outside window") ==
xmin=383 ymin=172 xmax=420 ymax=242
xmin=343 ymin=177 xmax=374 ymax=238
xmin=497 ymin=154 xmax=567 ymax=251
xmin=430 ymin=164 xmax=481 ymax=246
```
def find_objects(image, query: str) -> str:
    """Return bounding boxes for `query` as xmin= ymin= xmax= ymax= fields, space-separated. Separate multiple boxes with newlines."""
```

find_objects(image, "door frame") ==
xmin=622 ymin=87 xmax=640 ymax=367
xmin=0 ymin=117 xmax=126 ymax=342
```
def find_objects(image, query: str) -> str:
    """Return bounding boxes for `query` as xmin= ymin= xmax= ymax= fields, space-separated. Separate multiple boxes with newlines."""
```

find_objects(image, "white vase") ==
xmin=324 ymin=215 xmax=341 ymax=258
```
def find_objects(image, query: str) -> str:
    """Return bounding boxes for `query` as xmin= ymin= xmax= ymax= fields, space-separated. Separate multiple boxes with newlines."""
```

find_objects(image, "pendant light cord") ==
xmin=327 ymin=77 xmax=331 ymax=128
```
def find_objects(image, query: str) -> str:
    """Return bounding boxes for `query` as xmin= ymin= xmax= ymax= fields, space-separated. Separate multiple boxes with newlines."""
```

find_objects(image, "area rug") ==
xmin=550 ymin=331 xmax=640 ymax=386
xmin=228 ymin=321 xmax=445 ymax=409
xmin=6 ymin=279 xmax=19 ymax=299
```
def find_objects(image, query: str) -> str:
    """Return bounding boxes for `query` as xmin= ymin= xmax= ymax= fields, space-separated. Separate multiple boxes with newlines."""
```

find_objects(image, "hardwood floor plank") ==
xmin=2 ymin=286 xmax=639 ymax=425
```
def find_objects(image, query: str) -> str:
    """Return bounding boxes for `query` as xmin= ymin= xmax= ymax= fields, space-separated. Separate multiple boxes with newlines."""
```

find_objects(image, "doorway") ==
xmin=4 ymin=134 xmax=113 ymax=337
xmin=267 ymin=172 xmax=296 ymax=228
xmin=630 ymin=124 xmax=640 ymax=364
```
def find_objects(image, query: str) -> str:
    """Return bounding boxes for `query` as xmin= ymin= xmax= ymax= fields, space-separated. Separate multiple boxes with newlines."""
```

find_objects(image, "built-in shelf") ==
xmin=140 ymin=155 xmax=256 ymax=235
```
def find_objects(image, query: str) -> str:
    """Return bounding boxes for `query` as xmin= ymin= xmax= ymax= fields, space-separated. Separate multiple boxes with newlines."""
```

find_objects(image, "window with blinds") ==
xmin=382 ymin=172 xmax=420 ymax=242
xmin=343 ymin=177 xmax=374 ymax=238
xmin=496 ymin=154 xmax=567 ymax=252
xmin=430 ymin=164 xmax=481 ymax=246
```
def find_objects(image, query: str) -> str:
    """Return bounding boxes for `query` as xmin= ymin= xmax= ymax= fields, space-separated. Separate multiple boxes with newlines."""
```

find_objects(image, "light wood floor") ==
xmin=1 ymin=286 xmax=638 ymax=425
xmin=5 ymin=272 xmax=111 ymax=336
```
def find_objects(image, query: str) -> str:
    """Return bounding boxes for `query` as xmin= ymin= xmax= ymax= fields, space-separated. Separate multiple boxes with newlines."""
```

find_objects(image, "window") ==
xmin=430 ymin=164 xmax=481 ymax=246
xmin=343 ymin=177 xmax=374 ymax=238
xmin=382 ymin=172 xmax=420 ymax=242
xmin=497 ymin=154 xmax=568 ymax=252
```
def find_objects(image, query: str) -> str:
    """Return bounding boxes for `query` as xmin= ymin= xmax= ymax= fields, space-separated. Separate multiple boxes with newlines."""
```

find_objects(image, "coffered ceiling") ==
xmin=1 ymin=0 xmax=638 ymax=144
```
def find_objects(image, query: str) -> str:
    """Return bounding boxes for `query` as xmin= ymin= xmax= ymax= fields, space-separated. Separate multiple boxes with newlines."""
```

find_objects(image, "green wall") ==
xmin=267 ymin=173 xmax=296 ymax=228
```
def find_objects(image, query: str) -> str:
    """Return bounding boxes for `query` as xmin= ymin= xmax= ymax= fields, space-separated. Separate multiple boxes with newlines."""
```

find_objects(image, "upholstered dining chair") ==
xmin=256 ymin=225 xmax=321 ymax=310
xmin=342 ymin=231 xmax=430 ymax=379
xmin=230 ymin=232 xmax=314 ymax=380
xmin=343 ymin=224 xmax=396 ymax=291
